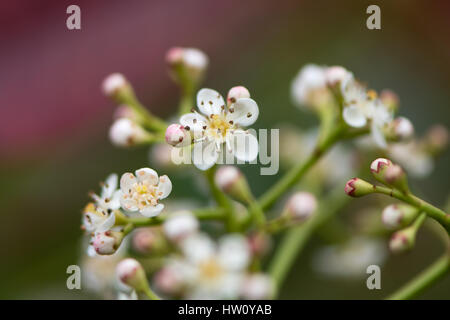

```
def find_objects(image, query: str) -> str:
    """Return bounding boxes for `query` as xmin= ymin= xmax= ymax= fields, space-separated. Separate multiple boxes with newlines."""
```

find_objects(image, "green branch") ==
xmin=387 ymin=254 xmax=450 ymax=300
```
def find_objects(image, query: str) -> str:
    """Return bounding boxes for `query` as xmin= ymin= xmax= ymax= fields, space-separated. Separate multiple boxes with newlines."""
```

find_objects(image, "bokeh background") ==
xmin=0 ymin=0 xmax=449 ymax=299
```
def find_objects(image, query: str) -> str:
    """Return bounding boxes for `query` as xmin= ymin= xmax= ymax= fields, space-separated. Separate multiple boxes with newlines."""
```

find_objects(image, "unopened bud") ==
xmin=382 ymin=204 xmax=419 ymax=229
xmin=227 ymin=86 xmax=251 ymax=106
xmin=380 ymin=89 xmax=399 ymax=113
xmin=165 ymin=124 xmax=191 ymax=147
xmin=389 ymin=227 xmax=415 ymax=253
xmin=247 ymin=232 xmax=271 ymax=257
xmin=163 ymin=211 xmax=199 ymax=242
xmin=325 ymin=66 xmax=353 ymax=87
xmin=109 ymin=118 xmax=151 ymax=147
xmin=215 ymin=166 xmax=251 ymax=203
xmin=344 ymin=178 xmax=374 ymax=197
xmin=387 ymin=117 xmax=414 ymax=141
xmin=384 ymin=164 xmax=409 ymax=193
xmin=116 ymin=258 xmax=149 ymax=292
xmin=154 ymin=265 xmax=183 ymax=295
xmin=113 ymin=105 xmax=139 ymax=122
xmin=102 ymin=73 xmax=128 ymax=97
xmin=283 ymin=192 xmax=317 ymax=222
xmin=93 ymin=231 xmax=124 ymax=255
xmin=424 ymin=124 xmax=449 ymax=155
xmin=132 ymin=228 xmax=166 ymax=255
xmin=241 ymin=274 xmax=273 ymax=300
xmin=370 ymin=158 xmax=392 ymax=181
xmin=166 ymin=47 xmax=208 ymax=87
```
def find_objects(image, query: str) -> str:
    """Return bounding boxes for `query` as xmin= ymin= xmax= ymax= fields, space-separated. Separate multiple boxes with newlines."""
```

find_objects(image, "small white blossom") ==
xmin=170 ymin=88 xmax=259 ymax=170
xmin=82 ymin=174 xmax=121 ymax=234
xmin=160 ymin=233 xmax=251 ymax=299
xmin=120 ymin=168 xmax=172 ymax=217
xmin=341 ymin=79 xmax=393 ymax=148
xmin=388 ymin=141 xmax=433 ymax=178
xmin=241 ymin=273 xmax=273 ymax=300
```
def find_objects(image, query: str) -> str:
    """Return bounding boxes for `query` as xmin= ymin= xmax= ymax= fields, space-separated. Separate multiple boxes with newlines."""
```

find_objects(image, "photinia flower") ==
xmin=160 ymin=233 xmax=251 ymax=299
xmin=82 ymin=174 xmax=121 ymax=233
xmin=120 ymin=168 xmax=172 ymax=217
xmin=167 ymin=87 xmax=259 ymax=170
xmin=341 ymin=79 xmax=393 ymax=148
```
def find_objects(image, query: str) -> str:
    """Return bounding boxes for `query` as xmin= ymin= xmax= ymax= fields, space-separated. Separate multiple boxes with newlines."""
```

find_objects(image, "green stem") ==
xmin=259 ymin=124 xmax=346 ymax=211
xmin=126 ymin=207 xmax=226 ymax=227
xmin=204 ymin=166 xmax=235 ymax=231
xmin=178 ymin=88 xmax=195 ymax=116
xmin=142 ymin=286 xmax=161 ymax=300
xmin=268 ymin=186 xmax=349 ymax=295
xmin=387 ymin=254 xmax=450 ymax=300
xmin=373 ymin=186 xmax=450 ymax=233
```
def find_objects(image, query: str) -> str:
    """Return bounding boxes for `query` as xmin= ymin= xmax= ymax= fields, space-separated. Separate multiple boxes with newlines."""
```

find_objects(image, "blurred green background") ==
xmin=0 ymin=0 xmax=449 ymax=299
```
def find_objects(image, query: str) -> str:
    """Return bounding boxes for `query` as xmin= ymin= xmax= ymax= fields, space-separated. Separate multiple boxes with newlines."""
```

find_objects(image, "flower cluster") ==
xmin=78 ymin=46 xmax=448 ymax=300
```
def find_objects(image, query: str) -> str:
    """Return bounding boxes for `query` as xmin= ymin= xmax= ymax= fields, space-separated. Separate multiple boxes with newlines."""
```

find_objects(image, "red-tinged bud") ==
xmin=389 ymin=228 xmax=415 ymax=253
xmin=165 ymin=124 xmax=191 ymax=147
xmin=344 ymin=178 xmax=374 ymax=197
xmin=382 ymin=204 xmax=419 ymax=229
xmin=215 ymin=166 xmax=252 ymax=203
xmin=93 ymin=231 xmax=124 ymax=255
xmin=116 ymin=258 xmax=149 ymax=292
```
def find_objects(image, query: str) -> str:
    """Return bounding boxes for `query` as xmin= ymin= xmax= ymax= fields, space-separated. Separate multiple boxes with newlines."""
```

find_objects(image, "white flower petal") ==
xmin=181 ymin=233 xmax=215 ymax=264
xmin=157 ymin=175 xmax=172 ymax=199
xmin=343 ymin=105 xmax=367 ymax=128
xmin=229 ymin=130 xmax=259 ymax=162
xmin=135 ymin=168 xmax=158 ymax=185
xmin=371 ymin=122 xmax=387 ymax=149
xmin=180 ymin=112 xmax=207 ymax=131
xmin=120 ymin=173 xmax=137 ymax=193
xmin=109 ymin=190 xmax=122 ymax=210
xmin=101 ymin=173 xmax=118 ymax=198
xmin=97 ymin=212 xmax=116 ymax=233
xmin=120 ymin=197 xmax=138 ymax=212
xmin=226 ymin=98 xmax=259 ymax=127
xmin=218 ymin=234 xmax=250 ymax=271
xmin=192 ymin=140 xmax=219 ymax=170
xmin=140 ymin=203 xmax=164 ymax=217
xmin=197 ymin=88 xmax=225 ymax=116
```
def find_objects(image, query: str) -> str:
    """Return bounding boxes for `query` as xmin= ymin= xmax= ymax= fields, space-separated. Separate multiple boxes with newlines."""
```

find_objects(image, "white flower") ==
xmin=120 ymin=168 xmax=172 ymax=217
xmin=82 ymin=174 xmax=121 ymax=233
xmin=172 ymin=88 xmax=259 ymax=170
xmin=342 ymin=80 xmax=393 ymax=148
xmin=163 ymin=211 xmax=199 ymax=242
xmin=284 ymin=191 xmax=317 ymax=221
xmin=166 ymin=233 xmax=251 ymax=299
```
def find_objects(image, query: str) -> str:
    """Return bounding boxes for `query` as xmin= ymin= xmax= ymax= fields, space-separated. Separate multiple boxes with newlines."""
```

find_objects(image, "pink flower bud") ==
xmin=154 ymin=266 xmax=183 ymax=295
xmin=284 ymin=192 xmax=317 ymax=221
xmin=163 ymin=211 xmax=199 ymax=242
xmin=102 ymin=73 xmax=128 ymax=97
xmin=247 ymin=232 xmax=271 ymax=257
xmin=166 ymin=47 xmax=208 ymax=85
xmin=215 ymin=166 xmax=251 ymax=203
xmin=132 ymin=228 xmax=162 ymax=254
xmin=227 ymin=86 xmax=251 ymax=105
xmin=370 ymin=158 xmax=392 ymax=174
xmin=116 ymin=258 xmax=148 ymax=292
xmin=344 ymin=178 xmax=374 ymax=197
xmin=113 ymin=105 xmax=138 ymax=121
xmin=109 ymin=118 xmax=150 ymax=147
xmin=93 ymin=231 xmax=123 ymax=255
xmin=389 ymin=228 xmax=414 ymax=253
xmin=165 ymin=124 xmax=191 ymax=147
xmin=380 ymin=89 xmax=399 ymax=112
xmin=165 ymin=47 xmax=184 ymax=65
xmin=325 ymin=66 xmax=353 ymax=86
xmin=382 ymin=204 xmax=419 ymax=229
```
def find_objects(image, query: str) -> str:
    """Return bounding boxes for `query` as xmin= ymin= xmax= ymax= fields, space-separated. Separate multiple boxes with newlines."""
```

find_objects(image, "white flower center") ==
xmin=199 ymin=258 xmax=223 ymax=281
xmin=204 ymin=113 xmax=235 ymax=143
